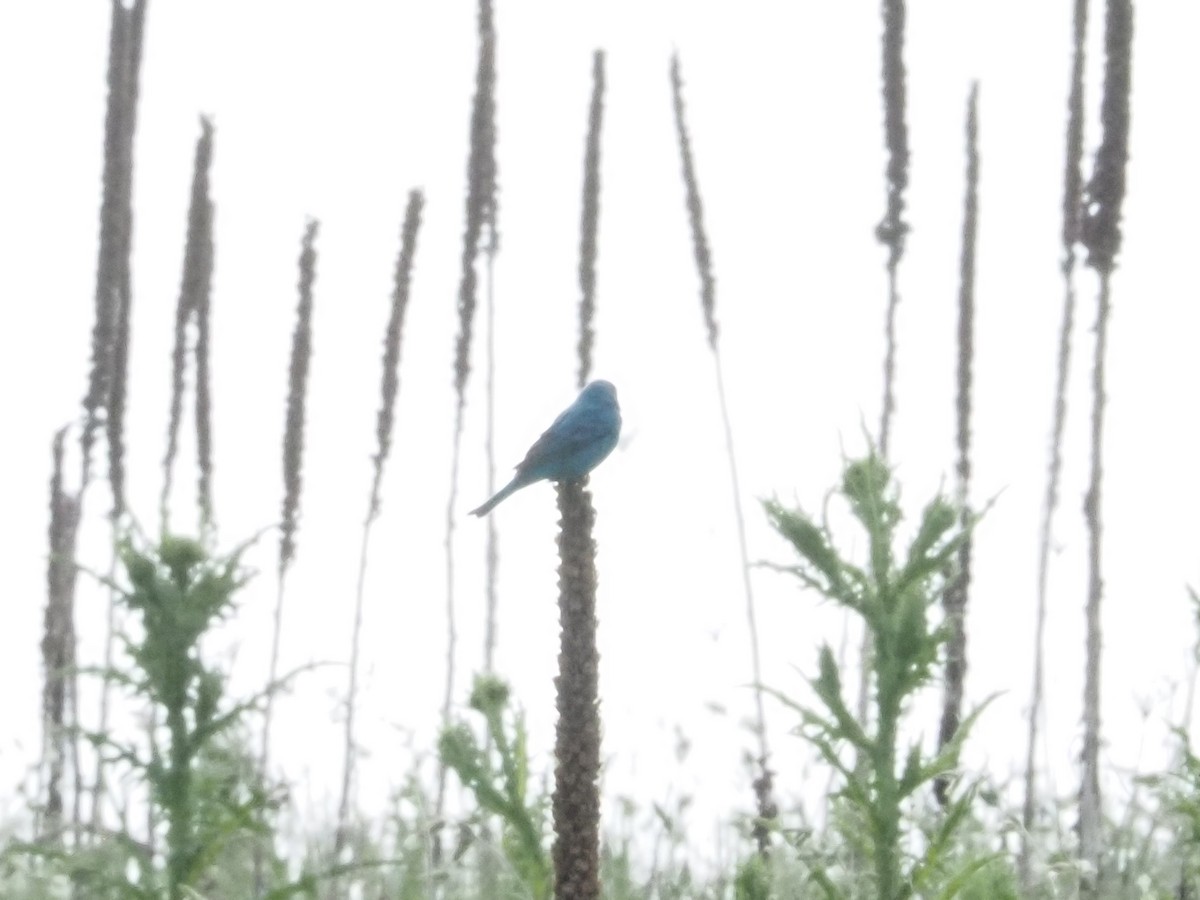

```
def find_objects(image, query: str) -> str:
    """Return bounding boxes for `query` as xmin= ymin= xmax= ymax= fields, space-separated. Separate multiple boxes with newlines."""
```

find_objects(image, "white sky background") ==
xmin=3 ymin=0 xmax=1199 ymax=861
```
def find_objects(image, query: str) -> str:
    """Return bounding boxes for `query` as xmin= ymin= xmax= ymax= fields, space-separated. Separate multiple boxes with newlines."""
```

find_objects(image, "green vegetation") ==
xmin=440 ymin=676 xmax=551 ymax=900
xmin=10 ymin=460 xmax=1200 ymax=896
xmin=8 ymin=535 xmax=296 ymax=898
xmin=764 ymin=454 xmax=999 ymax=898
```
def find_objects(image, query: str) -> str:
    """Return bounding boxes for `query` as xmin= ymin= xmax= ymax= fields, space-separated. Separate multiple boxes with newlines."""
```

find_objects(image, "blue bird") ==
xmin=470 ymin=380 xmax=621 ymax=517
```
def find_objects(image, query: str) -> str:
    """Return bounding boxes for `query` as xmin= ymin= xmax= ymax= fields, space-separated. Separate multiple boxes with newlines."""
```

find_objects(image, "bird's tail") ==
xmin=469 ymin=478 xmax=520 ymax=517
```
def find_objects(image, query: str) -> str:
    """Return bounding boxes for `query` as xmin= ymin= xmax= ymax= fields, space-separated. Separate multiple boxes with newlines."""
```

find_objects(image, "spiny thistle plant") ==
xmin=763 ymin=453 xmax=995 ymax=899
xmin=99 ymin=536 xmax=280 ymax=898
xmin=439 ymin=675 xmax=551 ymax=900
xmin=29 ymin=534 xmax=296 ymax=900
xmin=8 ymin=533 xmax=365 ymax=899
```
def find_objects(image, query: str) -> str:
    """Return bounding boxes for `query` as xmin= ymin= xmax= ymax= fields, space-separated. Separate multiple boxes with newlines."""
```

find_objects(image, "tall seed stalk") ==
xmin=82 ymin=0 xmax=147 ymax=487
xmin=669 ymin=54 xmax=776 ymax=853
xmin=935 ymin=83 xmax=979 ymax=805
xmin=161 ymin=118 xmax=216 ymax=536
xmin=546 ymin=50 xmax=608 ymax=900
xmin=439 ymin=0 xmax=498 ymax=846
xmin=193 ymin=146 xmax=216 ymax=540
xmin=576 ymin=51 xmax=604 ymax=390
xmin=552 ymin=479 xmax=603 ymax=900
xmin=89 ymin=0 xmax=148 ymax=836
xmin=262 ymin=220 xmax=319 ymax=775
xmin=859 ymin=0 xmax=912 ymax=765
xmin=1020 ymin=0 xmax=1090 ymax=887
xmin=335 ymin=191 xmax=425 ymax=857
xmin=1076 ymin=0 xmax=1133 ymax=892
xmin=875 ymin=0 xmax=910 ymax=461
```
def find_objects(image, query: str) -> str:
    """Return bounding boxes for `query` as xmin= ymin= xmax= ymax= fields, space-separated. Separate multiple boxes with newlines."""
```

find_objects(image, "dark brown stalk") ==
xmin=82 ymin=0 xmax=146 ymax=487
xmin=875 ymin=0 xmax=909 ymax=461
xmin=552 ymin=479 xmax=601 ymax=900
xmin=193 ymin=122 xmax=216 ymax=537
xmin=103 ymin=0 xmax=149 ymax=517
xmin=935 ymin=84 xmax=979 ymax=806
xmin=262 ymin=220 xmax=319 ymax=773
xmin=438 ymin=0 xmax=498 ymax=851
xmin=90 ymin=0 xmax=148 ymax=835
xmin=102 ymin=0 xmax=148 ymax=517
xmin=161 ymin=119 xmax=215 ymax=534
xmin=336 ymin=192 xmax=424 ymax=857
xmin=669 ymin=54 xmax=776 ymax=853
xmin=1076 ymin=1 xmax=1132 ymax=891
xmin=1080 ymin=0 xmax=1133 ymax=278
xmin=80 ymin=7 xmax=124 ymax=482
xmin=367 ymin=191 xmax=424 ymax=521
xmin=669 ymin=57 xmax=717 ymax=352
xmin=576 ymin=51 xmax=605 ymax=390
xmin=41 ymin=429 xmax=81 ymax=843
xmin=278 ymin=221 xmax=320 ymax=579
xmin=1020 ymin=0 xmax=1090 ymax=888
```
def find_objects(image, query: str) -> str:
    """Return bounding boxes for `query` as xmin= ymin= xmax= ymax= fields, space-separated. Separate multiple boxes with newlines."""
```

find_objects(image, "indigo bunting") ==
xmin=470 ymin=380 xmax=621 ymax=516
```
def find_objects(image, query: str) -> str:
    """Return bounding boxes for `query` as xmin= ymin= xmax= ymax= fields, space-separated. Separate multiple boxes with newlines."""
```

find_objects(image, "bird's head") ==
xmin=580 ymin=380 xmax=618 ymax=410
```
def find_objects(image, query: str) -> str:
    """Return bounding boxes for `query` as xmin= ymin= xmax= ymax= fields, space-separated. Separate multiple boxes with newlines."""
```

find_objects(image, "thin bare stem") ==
xmin=669 ymin=54 xmax=775 ymax=852
xmin=438 ymin=0 xmax=498 ymax=849
xmin=336 ymin=192 xmax=424 ymax=858
xmin=483 ymin=235 xmax=499 ymax=673
xmin=1020 ymin=0 xmax=1090 ymax=887
xmin=41 ymin=429 xmax=81 ymax=842
xmin=1076 ymin=0 xmax=1132 ymax=890
xmin=335 ymin=530 xmax=370 ymax=862
xmin=1078 ymin=273 xmax=1112 ymax=894
xmin=262 ymin=220 xmax=319 ymax=774
xmin=1185 ymin=590 xmax=1200 ymax=734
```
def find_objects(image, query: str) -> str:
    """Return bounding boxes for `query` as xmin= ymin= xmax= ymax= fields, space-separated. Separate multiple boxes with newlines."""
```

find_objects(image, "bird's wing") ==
xmin=515 ymin=405 xmax=606 ymax=472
